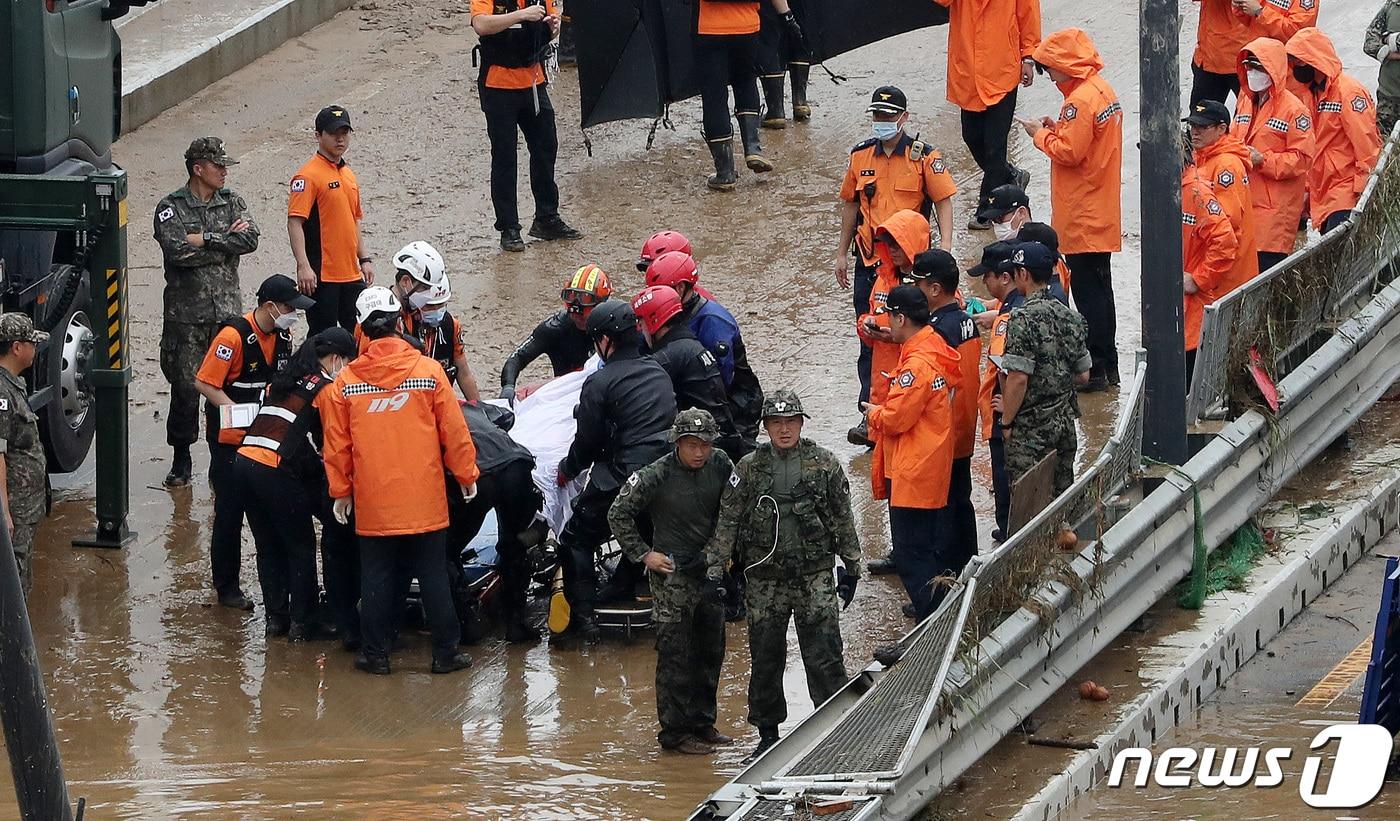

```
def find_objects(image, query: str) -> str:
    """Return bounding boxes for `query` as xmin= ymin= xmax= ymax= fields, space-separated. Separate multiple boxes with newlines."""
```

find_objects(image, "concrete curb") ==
xmin=1013 ymin=473 xmax=1400 ymax=821
xmin=119 ymin=0 xmax=357 ymax=134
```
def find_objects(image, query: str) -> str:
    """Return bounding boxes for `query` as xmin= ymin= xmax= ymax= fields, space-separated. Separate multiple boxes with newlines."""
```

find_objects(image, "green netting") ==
xmin=1177 ymin=520 xmax=1269 ymax=607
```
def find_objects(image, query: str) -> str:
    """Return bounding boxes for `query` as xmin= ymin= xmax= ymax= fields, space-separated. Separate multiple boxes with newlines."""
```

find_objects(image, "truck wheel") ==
xmin=38 ymin=271 xmax=96 ymax=473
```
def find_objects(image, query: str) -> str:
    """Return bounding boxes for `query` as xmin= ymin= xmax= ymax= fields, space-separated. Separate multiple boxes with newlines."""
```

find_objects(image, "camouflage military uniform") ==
xmin=0 ymin=315 xmax=50 ymax=594
xmin=609 ymin=410 xmax=734 ymax=750
xmin=706 ymin=391 xmax=862 ymax=730
xmin=153 ymin=137 xmax=259 ymax=448
xmin=1001 ymin=287 xmax=1091 ymax=496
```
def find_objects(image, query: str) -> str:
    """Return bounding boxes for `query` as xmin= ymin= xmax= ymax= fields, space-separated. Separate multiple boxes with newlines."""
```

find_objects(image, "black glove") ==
xmin=499 ymin=384 xmax=516 ymax=403
xmin=835 ymin=566 xmax=858 ymax=610
xmin=780 ymin=11 xmax=808 ymax=55
xmin=702 ymin=576 xmax=727 ymax=606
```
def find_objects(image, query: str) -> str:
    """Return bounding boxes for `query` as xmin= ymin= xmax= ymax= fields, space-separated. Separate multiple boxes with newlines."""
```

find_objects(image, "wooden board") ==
xmin=1008 ymin=452 xmax=1058 ymax=537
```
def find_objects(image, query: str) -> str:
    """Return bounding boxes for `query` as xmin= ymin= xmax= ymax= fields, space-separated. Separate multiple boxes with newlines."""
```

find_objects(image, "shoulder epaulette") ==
xmin=850 ymin=137 xmax=879 ymax=154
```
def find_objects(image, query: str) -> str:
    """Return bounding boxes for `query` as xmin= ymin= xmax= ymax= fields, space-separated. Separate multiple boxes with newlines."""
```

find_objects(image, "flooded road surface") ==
xmin=0 ymin=0 xmax=1342 ymax=817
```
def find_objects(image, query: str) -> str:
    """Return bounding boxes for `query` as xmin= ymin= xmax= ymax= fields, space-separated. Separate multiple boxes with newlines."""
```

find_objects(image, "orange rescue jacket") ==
xmin=1231 ymin=38 xmax=1316 ymax=254
xmin=1192 ymin=0 xmax=1317 ymax=75
xmin=868 ymin=325 xmax=958 ymax=510
xmin=1285 ymin=28 xmax=1383 ymax=226
xmin=934 ymin=0 xmax=1041 ymax=111
xmin=1183 ymin=167 xmax=1240 ymax=351
xmin=320 ymin=337 xmax=480 ymax=537
xmin=857 ymin=210 xmax=932 ymax=406
xmin=1032 ymin=29 xmax=1123 ymax=255
xmin=1195 ymin=134 xmax=1260 ymax=295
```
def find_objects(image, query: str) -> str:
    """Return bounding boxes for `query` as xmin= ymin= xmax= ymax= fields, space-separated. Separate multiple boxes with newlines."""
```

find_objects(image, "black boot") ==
xmin=164 ymin=445 xmax=192 ymax=488
xmin=745 ymin=726 xmax=780 ymax=763
xmin=760 ymin=75 xmax=787 ymax=129
xmin=737 ymin=113 xmax=773 ymax=173
xmin=790 ymin=63 xmax=811 ymax=122
xmin=706 ymin=138 xmax=738 ymax=191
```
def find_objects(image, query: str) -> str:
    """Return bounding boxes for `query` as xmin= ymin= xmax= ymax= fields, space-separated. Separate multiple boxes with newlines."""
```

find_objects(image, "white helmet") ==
xmin=424 ymin=277 xmax=452 ymax=307
xmin=355 ymin=285 xmax=402 ymax=325
xmin=391 ymin=241 xmax=446 ymax=289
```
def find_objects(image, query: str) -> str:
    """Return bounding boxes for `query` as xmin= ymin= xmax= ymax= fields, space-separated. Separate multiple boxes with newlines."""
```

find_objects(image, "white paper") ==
xmin=219 ymin=403 xmax=260 ymax=430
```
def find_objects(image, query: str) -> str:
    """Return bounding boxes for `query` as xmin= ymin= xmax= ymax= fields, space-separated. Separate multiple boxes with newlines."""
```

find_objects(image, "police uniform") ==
xmin=0 ymin=315 xmax=48 ymax=595
xmin=707 ymin=391 xmax=860 ymax=736
xmin=839 ymin=93 xmax=957 ymax=406
xmin=609 ymin=409 xmax=733 ymax=752
xmin=154 ymin=137 xmax=259 ymax=475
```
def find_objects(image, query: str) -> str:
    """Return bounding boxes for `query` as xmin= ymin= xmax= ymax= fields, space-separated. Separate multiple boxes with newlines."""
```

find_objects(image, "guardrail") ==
xmin=1187 ymin=124 xmax=1400 ymax=422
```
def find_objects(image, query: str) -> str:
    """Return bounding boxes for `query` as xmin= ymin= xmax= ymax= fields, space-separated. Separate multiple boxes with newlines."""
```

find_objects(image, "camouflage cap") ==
xmin=669 ymin=408 xmax=718 ymax=443
xmin=184 ymin=136 xmax=238 ymax=166
xmin=0 ymin=314 xmax=48 ymax=345
xmin=761 ymin=389 xmax=810 ymax=419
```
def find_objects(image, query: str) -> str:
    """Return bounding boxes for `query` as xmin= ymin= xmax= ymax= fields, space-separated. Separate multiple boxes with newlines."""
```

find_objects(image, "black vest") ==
xmin=240 ymin=373 xmax=330 ymax=466
xmin=474 ymin=3 xmax=551 ymax=75
xmin=419 ymin=313 xmax=459 ymax=383
xmin=205 ymin=315 xmax=292 ymax=438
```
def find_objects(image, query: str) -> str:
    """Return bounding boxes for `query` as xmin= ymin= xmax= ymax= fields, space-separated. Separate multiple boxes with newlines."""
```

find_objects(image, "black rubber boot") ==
xmin=745 ymin=727 xmax=781 ymax=763
xmin=760 ymin=75 xmax=787 ymax=129
xmin=790 ymin=63 xmax=811 ymax=121
xmin=164 ymin=445 xmax=192 ymax=488
xmin=737 ymin=113 xmax=773 ymax=173
xmin=706 ymin=139 xmax=738 ymax=191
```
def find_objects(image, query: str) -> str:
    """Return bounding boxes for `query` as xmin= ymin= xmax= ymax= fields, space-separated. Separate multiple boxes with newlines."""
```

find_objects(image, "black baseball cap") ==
xmin=969 ymin=241 xmax=1016 ymax=277
xmin=1015 ymin=221 xmax=1061 ymax=256
xmin=882 ymin=284 xmax=928 ymax=316
xmin=315 ymin=105 xmax=354 ymax=133
xmin=257 ymin=274 xmax=316 ymax=310
xmin=867 ymin=86 xmax=908 ymax=115
xmin=905 ymin=249 xmax=959 ymax=282
xmin=997 ymin=241 xmax=1056 ymax=275
xmin=976 ymin=184 xmax=1031 ymax=222
xmin=1184 ymin=99 xmax=1230 ymax=127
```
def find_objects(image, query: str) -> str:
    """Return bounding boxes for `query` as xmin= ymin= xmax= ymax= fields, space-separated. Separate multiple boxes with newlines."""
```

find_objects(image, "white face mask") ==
xmin=272 ymin=306 xmax=299 ymax=331
xmin=421 ymin=308 xmax=447 ymax=327
xmin=992 ymin=220 xmax=1019 ymax=242
xmin=1246 ymin=68 xmax=1272 ymax=93
xmin=407 ymin=289 xmax=433 ymax=310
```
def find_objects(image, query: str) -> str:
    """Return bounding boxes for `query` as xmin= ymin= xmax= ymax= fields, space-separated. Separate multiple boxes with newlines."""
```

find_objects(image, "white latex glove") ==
xmin=332 ymin=496 xmax=353 ymax=525
xmin=462 ymin=482 xmax=478 ymax=502
xmin=1389 ymin=32 xmax=1400 ymax=51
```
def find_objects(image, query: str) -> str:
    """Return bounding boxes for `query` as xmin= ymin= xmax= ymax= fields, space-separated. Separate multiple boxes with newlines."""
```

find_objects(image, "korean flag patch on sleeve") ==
xmin=729 ymin=471 xmax=741 ymax=488
xmin=290 ymin=178 xmax=307 ymax=193
xmin=215 ymin=344 xmax=234 ymax=362
xmin=0 ymin=398 xmax=8 ymax=412
xmin=157 ymin=207 xmax=175 ymax=223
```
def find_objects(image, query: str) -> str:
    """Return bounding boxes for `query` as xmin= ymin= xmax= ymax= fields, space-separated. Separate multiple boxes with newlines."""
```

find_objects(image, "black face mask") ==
xmin=1292 ymin=64 xmax=1316 ymax=85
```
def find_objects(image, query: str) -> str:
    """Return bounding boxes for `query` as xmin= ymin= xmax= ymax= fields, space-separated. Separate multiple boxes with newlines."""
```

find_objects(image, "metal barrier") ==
xmin=760 ymin=365 xmax=1148 ymax=790
xmin=1187 ymin=125 xmax=1400 ymax=422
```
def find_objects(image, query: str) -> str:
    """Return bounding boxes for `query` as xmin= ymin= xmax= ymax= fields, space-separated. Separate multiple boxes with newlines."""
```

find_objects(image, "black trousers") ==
xmin=960 ymin=88 xmax=1019 ymax=203
xmin=1258 ymin=251 xmax=1288 ymax=274
xmin=359 ymin=530 xmax=460 ymax=662
xmin=853 ymin=260 xmax=877 ymax=409
xmin=950 ymin=456 xmax=978 ymax=561
xmin=694 ymin=34 xmax=762 ymax=140
xmin=307 ymin=279 xmax=365 ymax=335
xmin=207 ymin=442 xmax=247 ymax=598
xmin=889 ymin=505 xmax=967 ymax=620
xmin=756 ymin=4 xmax=809 ymax=72
xmin=1322 ymin=210 xmax=1352 ymax=234
xmin=1189 ymin=63 xmax=1240 ymax=106
xmin=450 ymin=460 xmax=541 ymax=619
xmin=1067 ymin=252 xmax=1118 ymax=377
xmin=318 ymin=493 xmax=360 ymax=643
xmin=989 ymin=436 xmax=1009 ymax=536
xmin=558 ymin=481 xmax=620 ymax=622
xmin=236 ymin=456 xmax=319 ymax=625
xmin=481 ymin=83 xmax=561 ymax=233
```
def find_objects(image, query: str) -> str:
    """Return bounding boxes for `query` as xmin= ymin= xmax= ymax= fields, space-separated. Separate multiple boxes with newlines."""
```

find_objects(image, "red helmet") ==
xmin=631 ymin=285 xmax=685 ymax=335
xmin=644 ymin=251 xmax=700 ymax=290
xmin=637 ymin=231 xmax=694 ymax=271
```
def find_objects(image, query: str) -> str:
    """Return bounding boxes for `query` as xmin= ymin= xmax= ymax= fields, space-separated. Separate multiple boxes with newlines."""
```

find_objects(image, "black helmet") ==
xmin=585 ymin=300 xmax=639 ymax=339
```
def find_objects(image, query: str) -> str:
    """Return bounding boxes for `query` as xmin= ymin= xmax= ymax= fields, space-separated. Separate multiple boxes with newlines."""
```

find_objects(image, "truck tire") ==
xmin=38 ymin=268 xmax=96 ymax=473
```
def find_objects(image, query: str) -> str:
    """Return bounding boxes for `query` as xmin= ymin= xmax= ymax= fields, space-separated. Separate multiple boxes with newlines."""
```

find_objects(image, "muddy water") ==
xmin=2 ymin=0 xmax=1186 ymax=817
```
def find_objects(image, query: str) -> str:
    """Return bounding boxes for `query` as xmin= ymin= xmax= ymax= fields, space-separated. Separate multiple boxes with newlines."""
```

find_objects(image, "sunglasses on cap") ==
xmin=561 ymin=287 xmax=606 ymax=308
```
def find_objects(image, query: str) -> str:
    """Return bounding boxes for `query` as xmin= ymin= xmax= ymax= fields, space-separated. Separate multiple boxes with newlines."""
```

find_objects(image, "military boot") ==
xmin=846 ymin=418 xmax=873 ymax=448
xmin=790 ymin=64 xmax=811 ymax=121
xmin=737 ymin=113 xmax=774 ymax=173
xmin=760 ymin=75 xmax=787 ymax=129
xmin=707 ymin=139 xmax=739 ymax=191
xmin=745 ymin=727 xmax=780 ymax=763
xmin=164 ymin=446 xmax=192 ymax=488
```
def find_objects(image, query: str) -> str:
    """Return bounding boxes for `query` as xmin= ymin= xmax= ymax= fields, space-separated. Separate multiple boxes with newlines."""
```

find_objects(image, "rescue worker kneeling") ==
xmin=320 ymin=286 xmax=481 ymax=675
xmin=609 ymin=409 xmax=734 ymax=756
xmin=862 ymin=285 xmax=960 ymax=620
xmin=235 ymin=328 xmax=357 ymax=640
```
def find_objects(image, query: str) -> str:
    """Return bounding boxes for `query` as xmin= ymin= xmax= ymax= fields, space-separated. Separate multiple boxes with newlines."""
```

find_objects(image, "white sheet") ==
xmin=508 ymin=356 xmax=601 ymax=536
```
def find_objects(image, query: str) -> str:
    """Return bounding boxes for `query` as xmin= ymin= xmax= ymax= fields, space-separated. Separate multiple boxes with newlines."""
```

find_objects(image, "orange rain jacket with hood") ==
xmin=1192 ymin=0 xmax=1317 ymax=75
xmin=934 ymin=0 xmax=1041 ymax=111
xmin=1031 ymin=28 xmax=1123 ymax=255
xmin=1194 ymin=133 xmax=1260 ymax=295
xmin=321 ymin=336 xmax=480 ymax=537
xmin=1285 ymin=28 xmax=1383 ymax=226
xmin=1182 ymin=166 xmax=1240 ymax=351
xmin=857 ymin=210 xmax=935 ymax=407
xmin=868 ymin=324 xmax=958 ymax=509
xmin=1231 ymin=37 xmax=1316 ymax=254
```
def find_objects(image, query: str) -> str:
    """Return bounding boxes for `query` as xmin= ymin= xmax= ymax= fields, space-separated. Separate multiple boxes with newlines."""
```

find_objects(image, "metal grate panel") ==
xmin=731 ymin=797 xmax=874 ymax=821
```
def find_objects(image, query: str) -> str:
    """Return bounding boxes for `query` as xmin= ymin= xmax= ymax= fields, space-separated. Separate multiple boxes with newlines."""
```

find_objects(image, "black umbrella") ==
xmin=573 ymin=0 xmax=665 ymax=127
xmin=793 ymin=0 xmax=948 ymax=64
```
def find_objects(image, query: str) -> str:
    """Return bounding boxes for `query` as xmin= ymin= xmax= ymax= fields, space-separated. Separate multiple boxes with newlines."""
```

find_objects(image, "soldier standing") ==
xmin=706 ymin=390 xmax=861 ymax=761
xmin=997 ymin=242 xmax=1092 ymax=498
xmin=154 ymin=137 xmax=260 ymax=487
xmin=609 ymin=409 xmax=734 ymax=756
xmin=0 ymin=315 xmax=48 ymax=595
